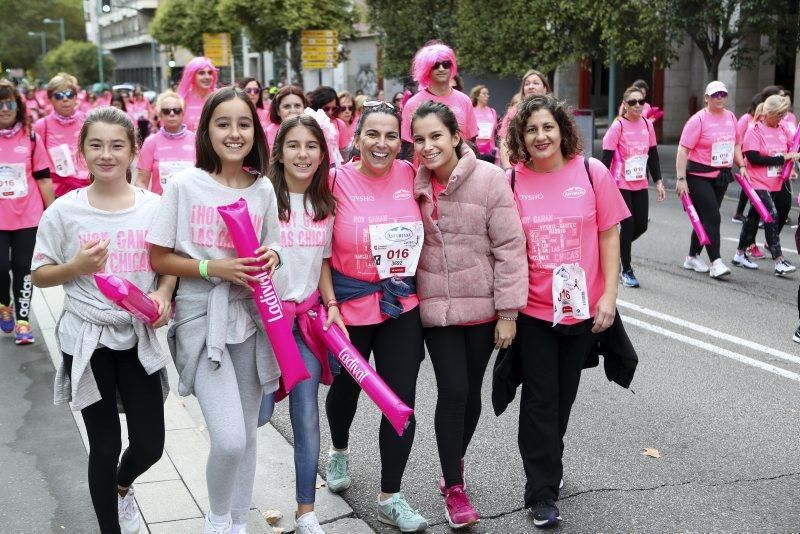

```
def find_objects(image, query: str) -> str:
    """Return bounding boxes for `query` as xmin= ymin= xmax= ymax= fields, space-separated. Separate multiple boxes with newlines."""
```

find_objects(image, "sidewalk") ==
xmin=31 ymin=285 xmax=375 ymax=533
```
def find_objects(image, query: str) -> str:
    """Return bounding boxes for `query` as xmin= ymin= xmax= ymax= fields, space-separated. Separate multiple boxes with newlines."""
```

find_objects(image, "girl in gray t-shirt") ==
xmin=31 ymin=107 xmax=175 ymax=533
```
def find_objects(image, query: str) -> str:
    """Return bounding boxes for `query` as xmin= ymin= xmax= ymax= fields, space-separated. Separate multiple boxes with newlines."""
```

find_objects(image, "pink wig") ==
xmin=177 ymin=56 xmax=219 ymax=99
xmin=411 ymin=41 xmax=458 ymax=90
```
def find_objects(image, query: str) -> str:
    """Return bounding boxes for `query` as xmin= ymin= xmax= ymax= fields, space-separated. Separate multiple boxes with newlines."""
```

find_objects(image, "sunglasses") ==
xmin=710 ymin=91 xmax=728 ymax=99
xmin=340 ymin=105 xmax=354 ymax=111
xmin=0 ymin=101 xmax=18 ymax=111
xmin=432 ymin=60 xmax=452 ymax=70
xmin=245 ymin=88 xmax=261 ymax=95
xmin=53 ymin=90 xmax=76 ymax=101
xmin=626 ymin=99 xmax=646 ymax=106
xmin=322 ymin=105 xmax=340 ymax=114
xmin=364 ymin=101 xmax=395 ymax=110
xmin=160 ymin=107 xmax=183 ymax=116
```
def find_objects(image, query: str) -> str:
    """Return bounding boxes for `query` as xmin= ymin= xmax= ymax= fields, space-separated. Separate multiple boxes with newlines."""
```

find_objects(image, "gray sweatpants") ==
xmin=194 ymin=334 xmax=262 ymax=524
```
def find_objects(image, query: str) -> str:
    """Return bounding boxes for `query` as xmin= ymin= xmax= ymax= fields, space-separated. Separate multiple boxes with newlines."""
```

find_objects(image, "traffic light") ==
xmin=101 ymin=0 xmax=111 ymax=13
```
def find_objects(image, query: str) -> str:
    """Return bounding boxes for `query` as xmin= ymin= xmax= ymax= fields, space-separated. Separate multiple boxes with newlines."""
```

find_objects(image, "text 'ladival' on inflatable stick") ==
xmin=679 ymin=192 xmax=711 ymax=246
xmin=735 ymin=173 xmax=774 ymax=223
xmin=308 ymin=305 xmax=414 ymax=436
xmin=94 ymin=272 xmax=160 ymax=324
xmin=217 ymin=198 xmax=310 ymax=392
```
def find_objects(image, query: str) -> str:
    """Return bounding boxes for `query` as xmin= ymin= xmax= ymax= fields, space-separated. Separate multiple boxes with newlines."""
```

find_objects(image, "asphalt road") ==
xmin=270 ymin=188 xmax=800 ymax=533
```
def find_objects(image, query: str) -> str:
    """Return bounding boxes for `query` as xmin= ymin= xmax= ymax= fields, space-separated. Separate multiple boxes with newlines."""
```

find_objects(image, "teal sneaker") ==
xmin=377 ymin=493 xmax=429 ymax=532
xmin=326 ymin=450 xmax=351 ymax=493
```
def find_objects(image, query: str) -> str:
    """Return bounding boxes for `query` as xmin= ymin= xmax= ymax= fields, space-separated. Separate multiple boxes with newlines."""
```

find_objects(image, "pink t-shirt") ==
xmin=679 ymin=108 xmax=740 ymax=178
xmin=256 ymin=108 xmax=270 ymax=137
xmin=499 ymin=107 xmax=516 ymax=139
xmin=473 ymin=106 xmax=498 ymax=155
xmin=265 ymin=122 xmax=280 ymax=152
xmin=401 ymin=89 xmax=479 ymax=143
xmin=743 ymin=122 xmax=792 ymax=192
xmin=337 ymin=118 xmax=354 ymax=151
xmin=329 ymin=160 xmax=421 ymax=326
xmin=512 ymin=157 xmax=630 ymax=324
xmin=137 ymin=129 xmax=197 ymax=195
xmin=33 ymin=112 xmax=90 ymax=198
xmin=183 ymin=91 xmax=207 ymax=132
xmin=0 ymin=127 xmax=50 ymax=230
xmin=737 ymin=113 xmax=753 ymax=141
xmin=602 ymin=117 xmax=656 ymax=191
xmin=430 ymin=178 xmax=446 ymax=220
xmin=128 ymin=99 xmax=153 ymax=121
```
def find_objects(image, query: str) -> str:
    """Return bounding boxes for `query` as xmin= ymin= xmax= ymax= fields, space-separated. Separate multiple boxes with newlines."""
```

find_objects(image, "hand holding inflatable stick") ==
xmin=217 ymin=198 xmax=310 ymax=392
xmin=309 ymin=305 xmax=414 ymax=436
xmin=679 ymin=192 xmax=711 ymax=246
xmin=734 ymin=173 xmax=774 ymax=223
xmin=94 ymin=273 xmax=160 ymax=324
xmin=781 ymin=126 xmax=800 ymax=182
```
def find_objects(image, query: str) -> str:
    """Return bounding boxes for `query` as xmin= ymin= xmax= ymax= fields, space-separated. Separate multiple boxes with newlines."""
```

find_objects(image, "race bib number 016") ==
xmin=369 ymin=221 xmax=424 ymax=279
xmin=0 ymin=163 xmax=28 ymax=198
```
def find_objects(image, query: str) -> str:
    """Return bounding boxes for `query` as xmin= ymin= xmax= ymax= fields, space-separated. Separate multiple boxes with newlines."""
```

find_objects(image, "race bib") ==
xmin=158 ymin=160 xmax=193 ymax=185
xmin=477 ymin=121 xmax=494 ymax=139
xmin=624 ymin=154 xmax=648 ymax=181
xmin=710 ymin=140 xmax=734 ymax=167
xmin=767 ymin=150 xmax=783 ymax=178
xmin=552 ymin=263 xmax=590 ymax=326
xmin=368 ymin=221 xmax=424 ymax=279
xmin=0 ymin=163 xmax=28 ymax=199
xmin=48 ymin=144 xmax=76 ymax=177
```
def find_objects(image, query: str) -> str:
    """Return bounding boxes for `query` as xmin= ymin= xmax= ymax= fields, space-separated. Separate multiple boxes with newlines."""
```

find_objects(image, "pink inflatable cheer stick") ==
xmin=217 ymin=198 xmax=310 ymax=392
xmin=679 ymin=192 xmax=711 ymax=246
xmin=309 ymin=305 xmax=414 ymax=436
xmin=94 ymin=272 xmax=160 ymax=324
xmin=645 ymin=107 xmax=664 ymax=122
xmin=780 ymin=126 xmax=800 ymax=182
xmin=734 ymin=173 xmax=774 ymax=223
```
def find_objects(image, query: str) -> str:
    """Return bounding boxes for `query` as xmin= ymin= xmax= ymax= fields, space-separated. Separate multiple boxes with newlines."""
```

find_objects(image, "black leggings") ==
xmin=63 ymin=346 xmax=165 ymax=534
xmin=687 ymin=174 xmax=729 ymax=262
xmin=618 ymin=189 xmax=649 ymax=271
xmin=423 ymin=322 xmax=495 ymax=487
xmin=0 ymin=227 xmax=37 ymax=321
xmin=325 ymin=307 xmax=424 ymax=493
xmin=736 ymin=189 xmax=749 ymax=216
xmin=737 ymin=187 xmax=791 ymax=258
xmin=515 ymin=314 xmax=595 ymax=506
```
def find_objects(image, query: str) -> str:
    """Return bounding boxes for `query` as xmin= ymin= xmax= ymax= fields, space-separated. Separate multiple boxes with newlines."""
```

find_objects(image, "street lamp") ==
xmin=43 ymin=17 xmax=65 ymax=44
xmin=28 ymin=31 xmax=48 ymax=80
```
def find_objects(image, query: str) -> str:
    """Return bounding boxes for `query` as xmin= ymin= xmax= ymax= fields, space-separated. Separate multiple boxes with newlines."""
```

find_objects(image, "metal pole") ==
xmin=97 ymin=1 xmax=105 ymax=85
xmin=59 ymin=18 xmax=65 ymax=44
xmin=151 ymin=39 xmax=159 ymax=91
xmin=607 ymin=46 xmax=617 ymax=124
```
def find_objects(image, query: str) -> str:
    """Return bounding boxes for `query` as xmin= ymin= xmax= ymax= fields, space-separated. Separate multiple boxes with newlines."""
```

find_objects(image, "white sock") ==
xmin=329 ymin=447 xmax=349 ymax=456
xmin=379 ymin=493 xmax=396 ymax=505
xmin=209 ymin=511 xmax=231 ymax=527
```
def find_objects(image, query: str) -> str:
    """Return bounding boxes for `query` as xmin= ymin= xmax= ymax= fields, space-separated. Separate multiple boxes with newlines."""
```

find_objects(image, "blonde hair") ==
xmin=354 ymin=94 xmax=368 ymax=116
xmin=338 ymin=90 xmax=352 ymax=103
xmin=155 ymin=90 xmax=184 ymax=114
xmin=47 ymin=72 xmax=79 ymax=97
xmin=754 ymin=94 xmax=790 ymax=123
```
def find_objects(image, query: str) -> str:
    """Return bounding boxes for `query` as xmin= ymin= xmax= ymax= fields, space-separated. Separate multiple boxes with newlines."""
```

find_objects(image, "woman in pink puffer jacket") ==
xmin=411 ymin=101 xmax=527 ymax=529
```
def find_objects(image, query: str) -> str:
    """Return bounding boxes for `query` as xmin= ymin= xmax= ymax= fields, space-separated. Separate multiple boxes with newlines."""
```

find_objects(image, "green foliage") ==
xmin=365 ymin=0 xmax=458 ymax=79
xmin=151 ymin=0 xmax=236 ymax=56
xmin=43 ymin=40 xmax=114 ymax=85
xmin=0 ymin=0 xmax=86 ymax=73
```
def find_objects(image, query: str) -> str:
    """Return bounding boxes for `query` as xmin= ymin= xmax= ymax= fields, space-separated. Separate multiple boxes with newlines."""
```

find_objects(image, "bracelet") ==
xmin=198 ymin=259 xmax=210 ymax=280
xmin=326 ymin=299 xmax=339 ymax=309
xmin=676 ymin=176 xmax=686 ymax=181
xmin=498 ymin=314 xmax=517 ymax=321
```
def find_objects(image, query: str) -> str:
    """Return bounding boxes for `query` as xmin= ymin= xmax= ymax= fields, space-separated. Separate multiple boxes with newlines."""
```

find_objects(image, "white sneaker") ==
xmin=683 ymin=255 xmax=710 ymax=273
xmin=295 ymin=511 xmax=326 ymax=534
xmin=230 ymin=523 xmax=247 ymax=534
xmin=775 ymin=259 xmax=797 ymax=276
xmin=732 ymin=253 xmax=758 ymax=270
xmin=204 ymin=513 xmax=232 ymax=534
xmin=709 ymin=259 xmax=731 ymax=278
xmin=118 ymin=487 xmax=143 ymax=534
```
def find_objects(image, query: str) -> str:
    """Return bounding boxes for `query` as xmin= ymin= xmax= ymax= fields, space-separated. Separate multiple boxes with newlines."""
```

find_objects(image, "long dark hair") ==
xmin=268 ymin=85 xmax=306 ymax=125
xmin=238 ymin=77 xmax=264 ymax=109
xmin=410 ymin=101 xmax=465 ymax=155
xmin=268 ymin=114 xmax=336 ymax=222
xmin=0 ymin=80 xmax=28 ymax=131
xmin=195 ymin=86 xmax=269 ymax=175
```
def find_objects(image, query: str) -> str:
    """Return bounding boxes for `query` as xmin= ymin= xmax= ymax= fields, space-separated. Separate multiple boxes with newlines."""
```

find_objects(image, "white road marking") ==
xmin=723 ymin=237 xmax=797 ymax=255
xmin=621 ymin=315 xmax=800 ymax=383
xmin=617 ymin=299 xmax=800 ymax=366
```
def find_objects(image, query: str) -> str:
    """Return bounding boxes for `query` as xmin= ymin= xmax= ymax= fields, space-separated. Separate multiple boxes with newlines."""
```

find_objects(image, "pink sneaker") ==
xmin=747 ymin=244 xmax=766 ymax=259
xmin=438 ymin=459 xmax=465 ymax=495
xmin=444 ymin=484 xmax=480 ymax=529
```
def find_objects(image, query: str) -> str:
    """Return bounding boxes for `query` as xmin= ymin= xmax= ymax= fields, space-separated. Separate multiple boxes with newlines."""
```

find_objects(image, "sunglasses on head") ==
xmin=160 ymin=107 xmax=183 ymax=116
xmin=0 ymin=100 xmax=18 ymax=111
xmin=710 ymin=91 xmax=728 ymax=99
xmin=245 ymin=88 xmax=261 ymax=95
xmin=432 ymin=60 xmax=452 ymax=71
xmin=53 ymin=90 xmax=75 ymax=101
xmin=364 ymin=101 xmax=396 ymax=110
xmin=626 ymin=98 xmax=646 ymax=106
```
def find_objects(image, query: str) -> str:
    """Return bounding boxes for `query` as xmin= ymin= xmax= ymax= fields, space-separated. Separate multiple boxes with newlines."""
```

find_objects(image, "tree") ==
xmin=218 ymin=0 xmax=354 ymax=84
xmin=151 ymin=0 xmax=236 ymax=56
xmin=365 ymin=0 xmax=458 ymax=80
xmin=43 ymin=40 xmax=114 ymax=85
xmin=0 ymin=0 xmax=86 ymax=74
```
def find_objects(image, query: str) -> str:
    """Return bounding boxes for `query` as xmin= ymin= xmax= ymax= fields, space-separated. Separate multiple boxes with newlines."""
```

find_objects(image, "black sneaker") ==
xmin=530 ymin=499 xmax=561 ymax=528
xmin=793 ymin=325 xmax=800 ymax=344
xmin=731 ymin=213 xmax=745 ymax=224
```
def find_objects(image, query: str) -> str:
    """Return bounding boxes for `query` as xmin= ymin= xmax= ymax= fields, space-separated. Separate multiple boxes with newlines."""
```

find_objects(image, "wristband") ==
xmin=676 ymin=176 xmax=686 ymax=181
xmin=326 ymin=299 xmax=339 ymax=309
xmin=498 ymin=314 xmax=517 ymax=321
xmin=199 ymin=259 xmax=210 ymax=280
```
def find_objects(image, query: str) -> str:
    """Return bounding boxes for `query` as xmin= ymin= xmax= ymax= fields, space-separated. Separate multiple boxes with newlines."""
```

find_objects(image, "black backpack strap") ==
xmin=510 ymin=168 xmax=516 ymax=191
xmin=331 ymin=167 xmax=338 ymax=191
xmin=584 ymin=157 xmax=593 ymax=189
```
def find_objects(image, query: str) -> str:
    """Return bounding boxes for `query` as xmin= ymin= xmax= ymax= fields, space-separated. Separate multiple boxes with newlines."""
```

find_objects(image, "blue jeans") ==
xmin=258 ymin=328 xmax=322 ymax=504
